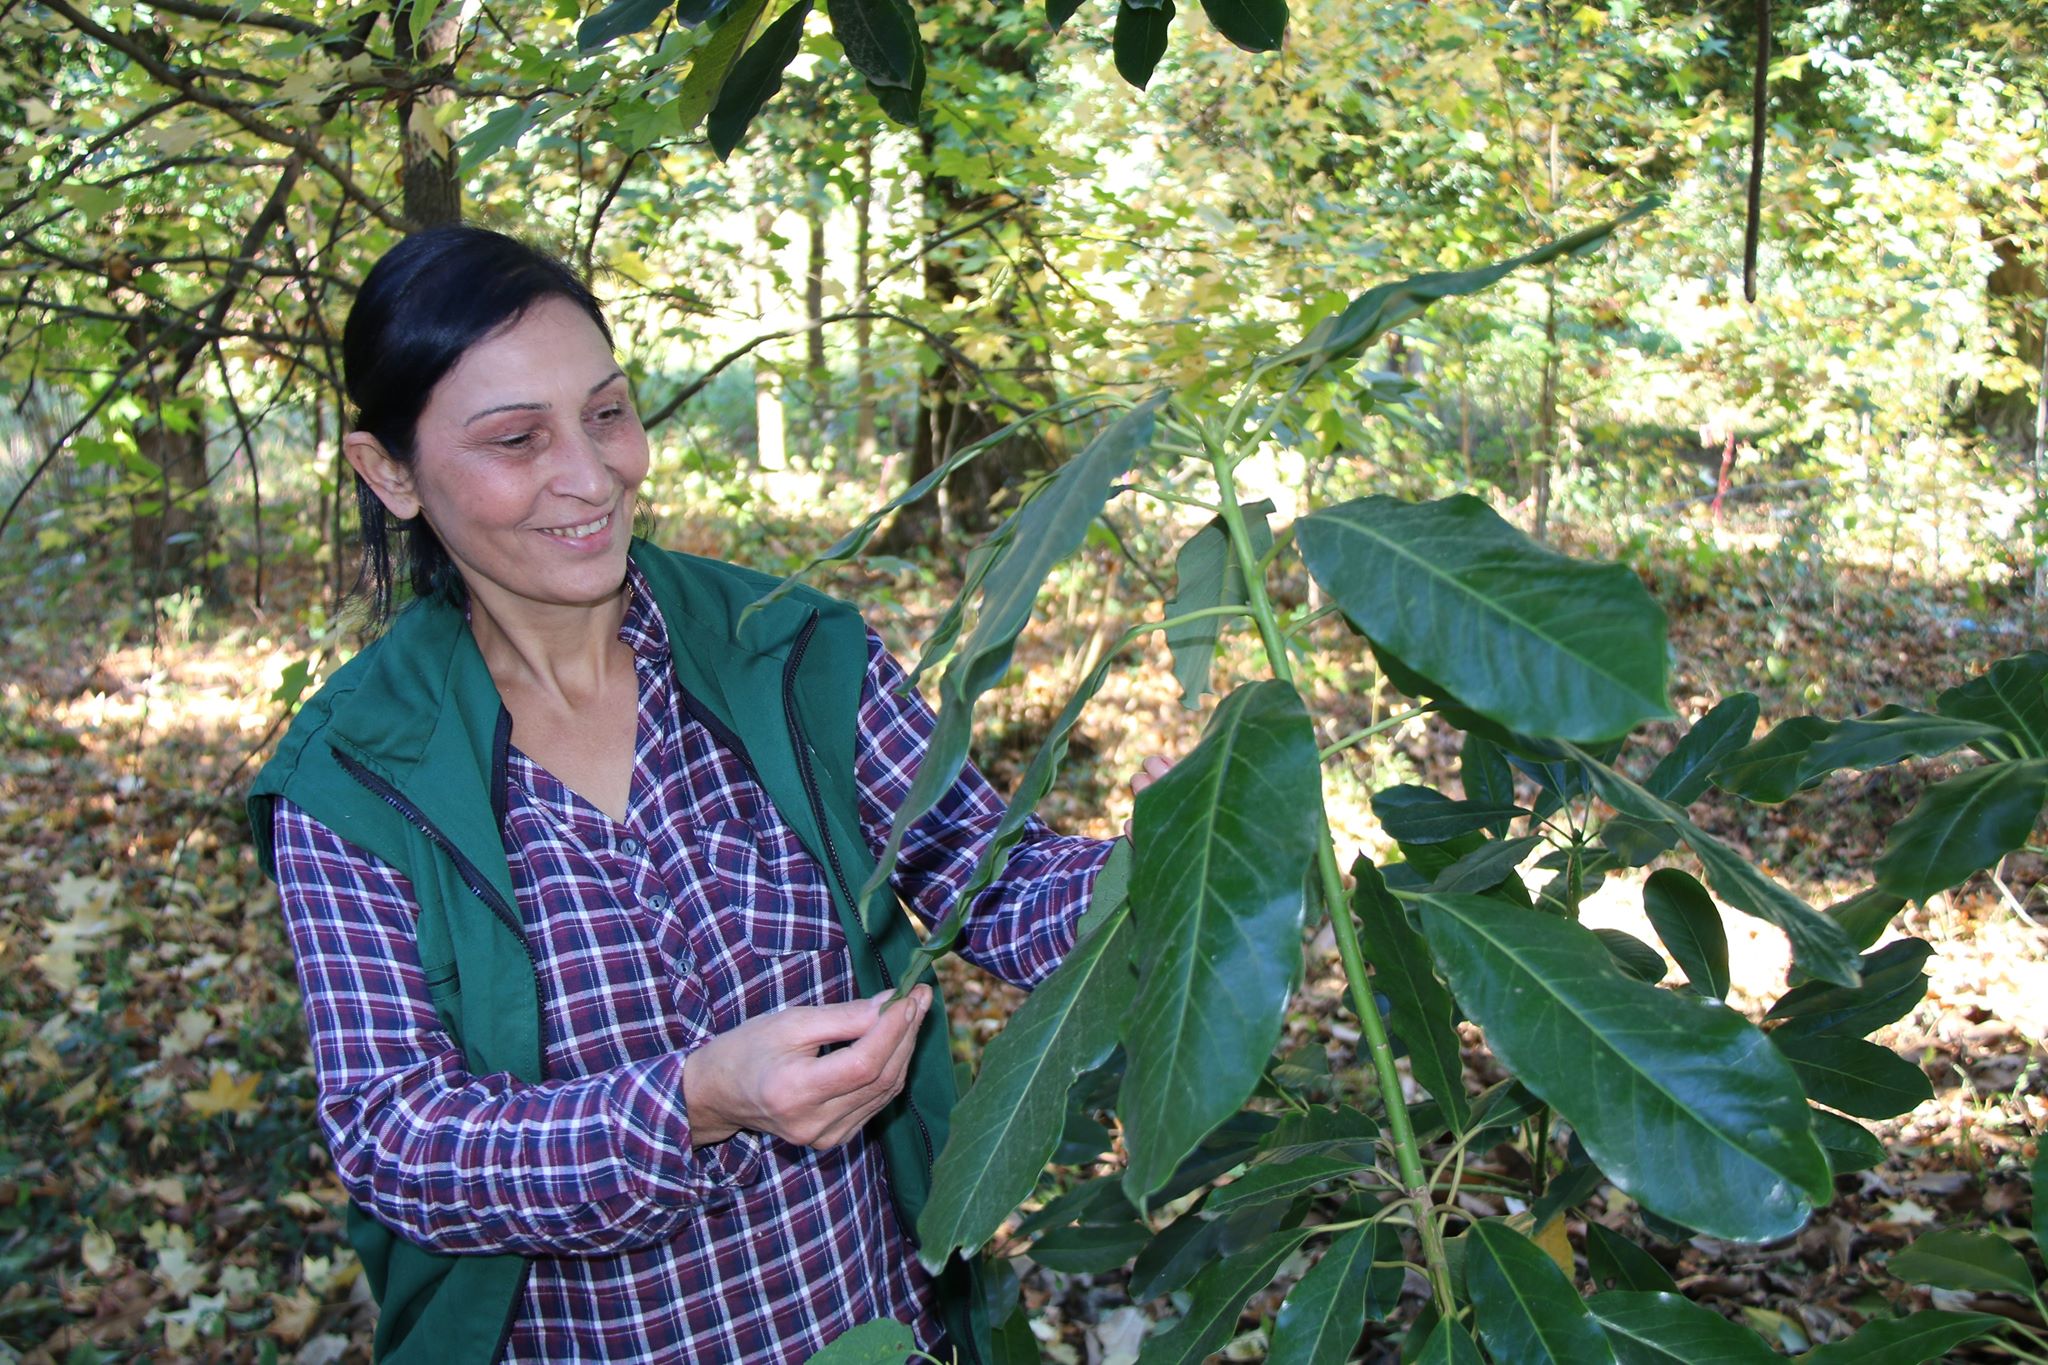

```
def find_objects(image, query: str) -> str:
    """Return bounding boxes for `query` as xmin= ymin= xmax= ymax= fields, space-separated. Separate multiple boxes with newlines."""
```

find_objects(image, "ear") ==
xmin=343 ymin=431 xmax=421 ymax=522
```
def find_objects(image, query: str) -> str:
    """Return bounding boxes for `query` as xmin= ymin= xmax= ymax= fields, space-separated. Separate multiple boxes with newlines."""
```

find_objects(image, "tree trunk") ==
xmin=851 ymin=134 xmax=878 ymax=478
xmin=395 ymin=2 xmax=462 ymax=227
xmin=128 ymin=419 xmax=214 ymax=595
xmin=1534 ymin=267 xmax=1559 ymax=542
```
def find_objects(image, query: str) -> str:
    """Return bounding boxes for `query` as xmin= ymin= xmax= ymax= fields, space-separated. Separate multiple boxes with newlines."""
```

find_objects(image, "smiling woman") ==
xmin=246 ymin=227 xmax=1150 ymax=1365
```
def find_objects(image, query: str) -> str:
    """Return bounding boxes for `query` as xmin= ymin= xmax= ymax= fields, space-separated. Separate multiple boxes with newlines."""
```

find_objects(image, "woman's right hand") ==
xmin=681 ymin=986 xmax=931 ymax=1150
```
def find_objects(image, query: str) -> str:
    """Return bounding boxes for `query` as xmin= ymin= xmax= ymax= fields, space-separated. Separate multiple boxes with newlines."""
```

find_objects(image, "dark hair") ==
xmin=343 ymin=226 xmax=613 ymax=621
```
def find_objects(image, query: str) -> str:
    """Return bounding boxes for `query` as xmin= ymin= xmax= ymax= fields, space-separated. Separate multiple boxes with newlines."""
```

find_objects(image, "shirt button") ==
xmin=646 ymin=890 xmax=672 ymax=912
xmin=620 ymin=837 xmax=643 ymax=858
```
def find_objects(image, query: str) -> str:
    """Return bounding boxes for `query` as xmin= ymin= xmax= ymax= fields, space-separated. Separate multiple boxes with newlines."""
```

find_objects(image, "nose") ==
xmin=550 ymin=425 xmax=613 ymax=503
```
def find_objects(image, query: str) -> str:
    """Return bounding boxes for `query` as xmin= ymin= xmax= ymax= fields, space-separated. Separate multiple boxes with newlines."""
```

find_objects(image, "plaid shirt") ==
xmin=273 ymin=567 xmax=1112 ymax=1363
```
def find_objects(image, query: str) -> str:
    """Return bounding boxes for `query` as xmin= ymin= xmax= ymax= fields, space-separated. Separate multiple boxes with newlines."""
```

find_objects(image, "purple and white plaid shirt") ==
xmin=273 ymin=566 xmax=1113 ymax=1363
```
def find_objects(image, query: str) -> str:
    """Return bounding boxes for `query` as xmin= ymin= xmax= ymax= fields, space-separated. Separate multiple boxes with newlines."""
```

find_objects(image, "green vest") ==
xmin=248 ymin=541 xmax=986 ymax=1365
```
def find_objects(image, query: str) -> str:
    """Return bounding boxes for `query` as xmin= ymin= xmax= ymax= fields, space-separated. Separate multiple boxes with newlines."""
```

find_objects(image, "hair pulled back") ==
xmin=343 ymin=226 xmax=612 ymax=621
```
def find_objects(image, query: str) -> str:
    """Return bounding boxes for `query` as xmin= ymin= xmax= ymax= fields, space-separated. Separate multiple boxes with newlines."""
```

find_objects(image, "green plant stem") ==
xmin=1124 ymin=482 xmax=1222 ymax=514
xmin=1321 ymin=705 xmax=1436 ymax=762
xmin=1207 ymin=437 xmax=1460 ymax=1316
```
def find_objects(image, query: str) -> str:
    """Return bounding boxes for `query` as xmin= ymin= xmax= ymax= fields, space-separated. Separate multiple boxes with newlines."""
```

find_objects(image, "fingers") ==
xmin=1129 ymin=753 xmax=1174 ymax=797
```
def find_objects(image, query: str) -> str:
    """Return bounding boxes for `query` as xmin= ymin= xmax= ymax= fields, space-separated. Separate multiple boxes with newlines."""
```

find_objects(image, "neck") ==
xmin=465 ymin=578 xmax=633 ymax=705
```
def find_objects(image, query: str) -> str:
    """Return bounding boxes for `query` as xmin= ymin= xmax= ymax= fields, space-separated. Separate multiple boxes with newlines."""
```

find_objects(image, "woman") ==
xmin=249 ymin=227 xmax=1152 ymax=1365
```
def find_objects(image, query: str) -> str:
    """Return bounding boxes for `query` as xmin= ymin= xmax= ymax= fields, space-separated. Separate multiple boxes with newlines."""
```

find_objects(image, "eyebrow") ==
xmin=464 ymin=371 xmax=627 ymax=426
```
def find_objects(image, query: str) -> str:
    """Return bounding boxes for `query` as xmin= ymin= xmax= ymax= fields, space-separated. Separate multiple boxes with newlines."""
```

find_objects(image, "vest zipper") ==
xmin=782 ymin=615 xmax=964 ymax=1329
xmin=330 ymin=745 xmax=541 ymax=1363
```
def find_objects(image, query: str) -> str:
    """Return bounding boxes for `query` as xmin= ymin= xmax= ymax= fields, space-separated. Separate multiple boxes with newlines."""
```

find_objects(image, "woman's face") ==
xmin=354 ymin=294 xmax=649 ymax=622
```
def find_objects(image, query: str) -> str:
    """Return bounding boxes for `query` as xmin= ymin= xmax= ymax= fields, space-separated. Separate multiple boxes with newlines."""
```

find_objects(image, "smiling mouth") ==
xmin=537 ymin=511 xmax=612 ymax=541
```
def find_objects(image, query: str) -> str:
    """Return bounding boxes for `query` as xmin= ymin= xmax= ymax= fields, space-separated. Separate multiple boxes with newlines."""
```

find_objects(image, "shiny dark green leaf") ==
xmin=1435 ymin=835 xmax=1543 ymax=895
xmin=1773 ymin=1034 xmax=1931 ymax=1121
xmin=1811 ymin=1108 xmax=1885 ymax=1175
xmin=1138 ymin=1229 xmax=1315 ymax=1365
xmin=1646 ymin=693 xmax=1759 ymax=805
xmin=671 ymin=0 xmax=774 ymax=134
xmin=1462 ymin=735 xmax=1520 ymax=836
xmin=1826 ymin=887 xmax=1906 ymax=951
xmin=1643 ymin=868 xmax=1729 ymax=999
xmin=1468 ymin=1220 xmax=1616 ymax=1364
xmin=1411 ymin=1314 xmax=1484 ymax=1365
xmin=1584 ymin=1222 xmax=1678 ymax=1293
xmin=827 ymin=0 xmax=923 ymax=122
xmin=1198 ymin=0 xmax=1284 ymax=50
xmin=1874 ymin=757 xmax=2048 ymax=900
xmin=1030 ymin=1218 xmax=1152 ymax=1274
xmin=1419 ymin=893 xmax=1833 ymax=1241
xmin=1587 ymin=1291 xmax=1779 ymax=1364
xmin=1767 ymin=938 xmax=1930 ymax=1041
xmin=1373 ymin=784 xmax=1526 ymax=844
xmin=1268 ymin=1223 xmax=1402 ymax=1365
xmin=579 ymin=0 xmax=672 ymax=51
xmin=1163 ymin=501 xmax=1272 ymax=706
xmin=1594 ymin=928 xmax=1667 ymax=984
xmin=1887 ymin=1230 xmax=2035 ymax=1295
xmin=1121 ymin=680 xmax=1320 ymax=1206
xmin=1207 ymin=1154 xmax=1358 ymax=1214
xmin=1936 ymin=651 xmax=2048 ymax=758
xmin=1047 ymin=0 xmax=1086 ymax=23
xmin=1711 ymin=715 xmax=1837 ymax=802
xmin=1112 ymin=0 xmax=1174 ymax=88
xmin=706 ymin=0 xmax=811 ymax=158
xmin=1353 ymin=857 xmax=1467 ymax=1127
xmin=918 ymin=906 xmax=1132 ymax=1268
xmin=1300 ymin=496 xmax=1671 ymax=744
xmin=1800 ymin=1310 xmax=2005 ymax=1365
xmin=862 ymin=395 xmax=1165 ymax=912
xmin=1566 ymin=744 xmax=1860 ymax=987
xmin=1716 ymin=708 xmax=2004 ymax=804
xmin=1256 ymin=1104 xmax=1378 ymax=1165
xmin=806 ymin=1317 xmax=919 ymax=1363
xmin=1276 ymin=200 xmax=1660 ymax=369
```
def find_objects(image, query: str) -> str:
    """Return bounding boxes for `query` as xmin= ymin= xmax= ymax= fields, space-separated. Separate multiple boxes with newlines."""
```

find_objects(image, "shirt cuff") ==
xmin=605 ymin=1050 xmax=766 ymax=1204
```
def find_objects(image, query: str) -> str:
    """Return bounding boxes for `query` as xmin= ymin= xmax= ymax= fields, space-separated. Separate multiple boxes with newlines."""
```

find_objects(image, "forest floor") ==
xmin=0 ymin=483 xmax=2042 ymax=1363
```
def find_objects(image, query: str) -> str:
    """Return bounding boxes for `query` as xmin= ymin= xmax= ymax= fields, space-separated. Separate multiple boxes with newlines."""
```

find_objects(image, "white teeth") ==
xmin=539 ymin=513 xmax=610 ymax=540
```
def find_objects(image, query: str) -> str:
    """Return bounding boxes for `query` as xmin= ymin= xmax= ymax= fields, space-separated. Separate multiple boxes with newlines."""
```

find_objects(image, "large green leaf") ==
xmin=1267 ymin=1222 xmax=1402 ymax=1365
xmin=1121 ymin=680 xmax=1321 ymax=1206
xmin=1435 ymin=835 xmax=1544 ymax=895
xmin=1643 ymin=868 xmax=1729 ymax=999
xmin=671 ymin=0 xmax=775 ymax=134
xmin=1773 ymin=1034 xmax=1931 ymax=1121
xmin=861 ymin=395 xmax=1165 ymax=913
xmin=1198 ymin=0 xmax=1284 ymax=51
xmin=1206 ymin=1154 xmax=1357 ymax=1214
xmin=1810 ymin=1108 xmax=1885 ymax=1175
xmin=1163 ymin=501 xmax=1272 ymax=706
xmin=1299 ymin=496 xmax=1671 ymax=743
xmin=1715 ymin=707 xmax=2005 ymax=804
xmin=1030 ymin=1218 xmax=1152 ymax=1273
xmin=1798 ymin=1311 xmax=2005 ymax=1365
xmin=1468 ymin=1220 xmax=1617 ymax=1364
xmin=1353 ymin=858 xmax=1468 ymax=1127
xmin=1874 ymin=757 xmax=2048 ymax=900
xmin=579 ymin=0 xmax=673 ymax=51
xmin=706 ymin=0 xmax=811 ymax=159
xmin=1584 ymin=1222 xmax=1678 ymax=1294
xmin=1461 ymin=735 xmax=1520 ymax=836
xmin=1372 ymin=784 xmax=1525 ymax=844
xmin=1137 ymin=1228 xmax=1315 ymax=1365
xmin=1255 ymin=1105 xmax=1377 ymax=1165
xmin=1587 ymin=1291 xmax=1780 ymax=1364
xmin=1276 ymin=199 xmax=1660 ymax=369
xmin=917 ymin=907 xmax=1132 ymax=1269
xmin=1887 ymin=1229 xmax=2036 ymax=1295
xmin=1936 ymin=651 xmax=2048 ymax=759
xmin=1113 ymin=0 xmax=1174 ymax=88
xmin=1418 ymin=893 xmax=1834 ymax=1241
xmin=742 ymin=398 xmax=1095 ymax=629
xmin=1412 ymin=1315 xmax=1485 ymax=1365
xmin=826 ymin=0 xmax=923 ymax=121
xmin=1767 ymin=938 xmax=1930 ymax=1041
xmin=1565 ymin=744 xmax=1861 ymax=987
xmin=805 ymin=1317 xmax=919 ymax=1363
xmin=1647 ymin=692 xmax=1760 ymax=804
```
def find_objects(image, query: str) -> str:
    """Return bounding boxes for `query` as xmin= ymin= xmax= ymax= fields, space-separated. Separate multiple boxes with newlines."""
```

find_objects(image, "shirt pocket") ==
xmin=699 ymin=818 xmax=845 ymax=958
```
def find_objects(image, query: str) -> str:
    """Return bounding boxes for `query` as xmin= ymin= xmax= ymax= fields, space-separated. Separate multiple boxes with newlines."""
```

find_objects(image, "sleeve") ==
xmin=850 ymin=631 xmax=1119 ymax=989
xmin=272 ymin=798 xmax=764 ymax=1258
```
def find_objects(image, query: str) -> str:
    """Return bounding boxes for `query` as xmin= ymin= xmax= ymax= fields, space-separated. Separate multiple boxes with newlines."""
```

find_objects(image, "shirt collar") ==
xmin=617 ymin=561 xmax=672 ymax=665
